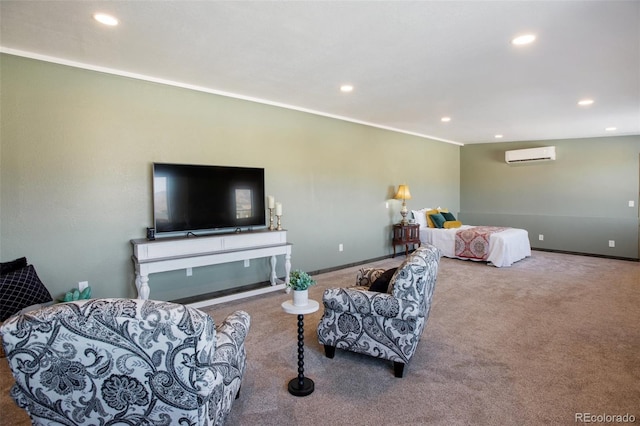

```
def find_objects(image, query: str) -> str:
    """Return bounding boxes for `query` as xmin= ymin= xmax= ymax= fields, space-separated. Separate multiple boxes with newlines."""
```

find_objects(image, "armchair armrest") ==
xmin=215 ymin=310 xmax=251 ymax=347
xmin=321 ymin=287 xmax=422 ymax=322
xmin=213 ymin=311 xmax=250 ymax=367
xmin=202 ymin=310 xmax=250 ymax=406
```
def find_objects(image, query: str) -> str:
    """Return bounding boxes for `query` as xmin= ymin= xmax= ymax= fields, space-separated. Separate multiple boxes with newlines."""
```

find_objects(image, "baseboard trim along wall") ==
xmin=531 ymin=247 xmax=639 ymax=262
xmin=173 ymin=254 xmax=396 ymax=308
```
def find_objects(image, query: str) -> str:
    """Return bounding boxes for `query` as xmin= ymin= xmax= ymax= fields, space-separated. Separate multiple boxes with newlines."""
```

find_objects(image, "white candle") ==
xmin=267 ymin=195 xmax=275 ymax=208
xmin=275 ymin=202 xmax=282 ymax=216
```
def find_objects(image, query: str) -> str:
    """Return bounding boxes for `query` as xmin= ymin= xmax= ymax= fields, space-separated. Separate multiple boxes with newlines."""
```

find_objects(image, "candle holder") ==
xmin=276 ymin=215 xmax=282 ymax=231
xmin=268 ymin=208 xmax=275 ymax=231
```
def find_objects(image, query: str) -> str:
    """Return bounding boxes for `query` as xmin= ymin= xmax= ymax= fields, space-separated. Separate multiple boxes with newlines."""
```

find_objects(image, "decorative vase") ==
xmin=292 ymin=289 xmax=309 ymax=306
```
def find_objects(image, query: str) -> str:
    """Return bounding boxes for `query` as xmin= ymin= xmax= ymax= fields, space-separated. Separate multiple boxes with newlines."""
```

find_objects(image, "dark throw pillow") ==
xmin=441 ymin=211 xmax=456 ymax=222
xmin=429 ymin=213 xmax=446 ymax=229
xmin=1 ymin=257 xmax=27 ymax=275
xmin=368 ymin=268 xmax=397 ymax=293
xmin=0 ymin=265 xmax=53 ymax=322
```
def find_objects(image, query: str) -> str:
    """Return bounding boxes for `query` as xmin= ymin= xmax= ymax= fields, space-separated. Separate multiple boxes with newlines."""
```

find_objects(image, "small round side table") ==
xmin=281 ymin=299 xmax=319 ymax=397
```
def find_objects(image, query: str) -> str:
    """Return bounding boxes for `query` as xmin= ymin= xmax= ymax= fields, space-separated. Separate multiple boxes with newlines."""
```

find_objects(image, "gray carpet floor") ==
xmin=1 ymin=250 xmax=639 ymax=425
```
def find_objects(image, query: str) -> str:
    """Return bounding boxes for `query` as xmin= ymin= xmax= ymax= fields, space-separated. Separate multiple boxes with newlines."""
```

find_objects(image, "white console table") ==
xmin=131 ymin=229 xmax=291 ymax=301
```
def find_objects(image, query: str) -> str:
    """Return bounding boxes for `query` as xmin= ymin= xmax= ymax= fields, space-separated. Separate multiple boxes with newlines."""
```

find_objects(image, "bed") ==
xmin=412 ymin=209 xmax=531 ymax=267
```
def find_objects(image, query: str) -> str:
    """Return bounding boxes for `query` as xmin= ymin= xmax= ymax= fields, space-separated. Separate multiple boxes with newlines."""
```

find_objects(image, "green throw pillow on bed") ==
xmin=441 ymin=211 xmax=456 ymax=221
xmin=429 ymin=213 xmax=446 ymax=228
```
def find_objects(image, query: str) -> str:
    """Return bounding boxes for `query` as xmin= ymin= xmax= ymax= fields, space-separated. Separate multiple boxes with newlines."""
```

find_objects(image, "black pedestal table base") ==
xmin=288 ymin=314 xmax=314 ymax=396
xmin=281 ymin=299 xmax=319 ymax=397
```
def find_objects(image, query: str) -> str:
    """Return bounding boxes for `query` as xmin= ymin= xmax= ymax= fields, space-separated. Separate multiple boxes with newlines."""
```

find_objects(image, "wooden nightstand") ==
xmin=392 ymin=223 xmax=420 ymax=257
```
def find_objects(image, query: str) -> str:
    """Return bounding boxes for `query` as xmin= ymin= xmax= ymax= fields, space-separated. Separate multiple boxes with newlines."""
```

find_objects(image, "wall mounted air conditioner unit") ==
xmin=505 ymin=146 xmax=556 ymax=164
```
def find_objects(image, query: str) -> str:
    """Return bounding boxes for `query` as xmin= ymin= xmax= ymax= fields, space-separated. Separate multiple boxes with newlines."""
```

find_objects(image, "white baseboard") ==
xmin=186 ymin=283 xmax=287 ymax=310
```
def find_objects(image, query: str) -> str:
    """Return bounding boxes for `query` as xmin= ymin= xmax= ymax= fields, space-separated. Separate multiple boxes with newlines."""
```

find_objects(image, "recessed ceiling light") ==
xmin=512 ymin=34 xmax=536 ymax=46
xmin=441 ymin=117 xmax=451 ymax=123
xmin=93 ymin=13 xmax=119 ymax=26
xmin=605 ymin=127 xmax=617 ymax=131
xmin=495 ymin=134 xmax=504 ymax=139
xmin=578 ymin=99 xmax=594 ymax=106
xmin=340 ymin=84 xmax=354 ymax=93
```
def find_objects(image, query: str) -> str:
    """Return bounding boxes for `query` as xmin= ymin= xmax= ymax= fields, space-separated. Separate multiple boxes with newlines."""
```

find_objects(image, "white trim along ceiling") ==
xmin=1 ymin=1 xmax=638 ymax=145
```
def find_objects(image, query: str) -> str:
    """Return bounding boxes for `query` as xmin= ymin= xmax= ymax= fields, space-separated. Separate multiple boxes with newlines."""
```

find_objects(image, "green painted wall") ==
xmin=0 ymin=54 xmax=460 ymax=301
xmin=460 ymin=137 xmax=640 ymax=259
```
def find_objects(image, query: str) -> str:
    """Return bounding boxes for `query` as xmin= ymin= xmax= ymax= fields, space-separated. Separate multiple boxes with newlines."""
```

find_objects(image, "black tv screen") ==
xmin=153 ymin=163 xmax=266 ymax=234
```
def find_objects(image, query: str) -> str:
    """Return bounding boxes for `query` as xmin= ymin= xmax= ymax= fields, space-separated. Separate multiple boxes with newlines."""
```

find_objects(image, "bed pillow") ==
xmin=441 ymin=211 xmax=456 ymax=221
xmin=1 ymin=257 xmax=27 ymax=275
xmin=444 ymin=220 xmax=463 ymax=229
xmin=429 ymin=213 xmax=446 ymax=229
xmin=0 ymin=265 xmax=53 ymax=322
xmin=411 ymin=208 xmax=430 ymax=228
xmin=368 ymin=268 xmax=397 ymax=293
xmin=425 ymin=209 xmax=440 ymax=227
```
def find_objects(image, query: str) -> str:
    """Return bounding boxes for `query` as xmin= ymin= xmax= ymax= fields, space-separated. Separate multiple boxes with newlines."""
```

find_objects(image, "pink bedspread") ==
xmin=455 ymin=226 xmax=508 ymax=260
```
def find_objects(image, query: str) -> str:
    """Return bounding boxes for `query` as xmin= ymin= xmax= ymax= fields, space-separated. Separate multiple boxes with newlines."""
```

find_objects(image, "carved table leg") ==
xmin=284 ymin=252 xmax=292 ymax=286
xmin=135 ymin=274 xmax=141 ymax=294
xmin=137 ymin=274 xmax=150 ymax=300
xmin=270 ymin=255 xmax=277 ymax=285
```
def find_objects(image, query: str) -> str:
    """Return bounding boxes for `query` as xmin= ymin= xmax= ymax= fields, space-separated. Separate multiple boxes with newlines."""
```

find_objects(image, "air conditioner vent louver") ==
xmin=505 ymin=146 xmax=556 ymax=164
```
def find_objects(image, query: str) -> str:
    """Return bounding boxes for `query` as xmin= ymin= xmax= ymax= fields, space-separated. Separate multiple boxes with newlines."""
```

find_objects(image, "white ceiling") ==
xmin=1 ymin=1 xmax=639 ymax=145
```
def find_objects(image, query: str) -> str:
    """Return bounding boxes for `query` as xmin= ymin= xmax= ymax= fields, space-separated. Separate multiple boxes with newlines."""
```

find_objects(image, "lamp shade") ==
xmin=394 ymin=184 xmax=412 ymax=200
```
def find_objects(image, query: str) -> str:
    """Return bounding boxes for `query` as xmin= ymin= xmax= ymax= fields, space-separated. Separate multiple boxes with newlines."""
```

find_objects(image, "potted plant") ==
xmin=286 ymin=270 xmax=316 ymax=306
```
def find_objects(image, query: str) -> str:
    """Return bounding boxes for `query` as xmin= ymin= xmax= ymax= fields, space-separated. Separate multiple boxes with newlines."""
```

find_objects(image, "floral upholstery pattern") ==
xmin=0 ymin=298 xmax=250 ymax=425
xmin=317 ymin=244 xmax=440 ymax=377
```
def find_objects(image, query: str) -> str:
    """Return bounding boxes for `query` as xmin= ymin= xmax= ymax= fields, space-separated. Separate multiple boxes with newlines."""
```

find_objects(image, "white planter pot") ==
xmin=292 ymin=289 xmax=309 ymax=307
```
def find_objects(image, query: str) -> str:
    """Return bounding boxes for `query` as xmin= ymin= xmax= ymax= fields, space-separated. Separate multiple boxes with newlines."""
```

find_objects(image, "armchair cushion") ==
xmin=1 ymin=257 xmax=27 ymax=275
xmin=355 ymin=268 xmax=385 ymax=287
xmin=0 ymin=298 xmax=250 ymax=426
xmin=368 ymin=267 xmax=397 ymax=293
xmin=0 ymin=264 xmax=52 ymax=322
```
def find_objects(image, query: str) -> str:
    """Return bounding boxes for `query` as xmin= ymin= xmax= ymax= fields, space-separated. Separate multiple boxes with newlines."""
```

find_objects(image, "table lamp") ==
xmin=394 ymin=184 xmax=412 ymax=225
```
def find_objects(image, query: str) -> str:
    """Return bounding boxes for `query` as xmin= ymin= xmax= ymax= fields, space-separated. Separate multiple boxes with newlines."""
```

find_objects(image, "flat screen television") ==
xmin=153 ymin=163 xmax=266 ymax=235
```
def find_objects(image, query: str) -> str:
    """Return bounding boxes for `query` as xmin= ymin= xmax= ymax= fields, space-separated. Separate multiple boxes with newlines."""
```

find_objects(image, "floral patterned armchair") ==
xmin=317 ymin=244 xmax=440 ymax=377
xmin=0 ymin=298 xmax=250 ymax=425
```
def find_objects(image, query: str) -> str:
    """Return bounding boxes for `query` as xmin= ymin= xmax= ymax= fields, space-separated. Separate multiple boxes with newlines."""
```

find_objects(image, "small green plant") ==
xmin=286 ymin=270 xmax=316 ymax=291
xmin=59 ymin=286 xmax=92 ymax=302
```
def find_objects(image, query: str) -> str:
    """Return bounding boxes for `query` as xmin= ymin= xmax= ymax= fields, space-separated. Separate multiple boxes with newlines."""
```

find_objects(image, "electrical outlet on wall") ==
xmin=78 ymin=281 xmax=88 ymax=291
xmin=339 ymin=243 xmax=344 ymax=252
xmin=538 ymin=234 xmax=544 ymax=241
xmin=609 ymin=240 xmax=615 ymax=248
